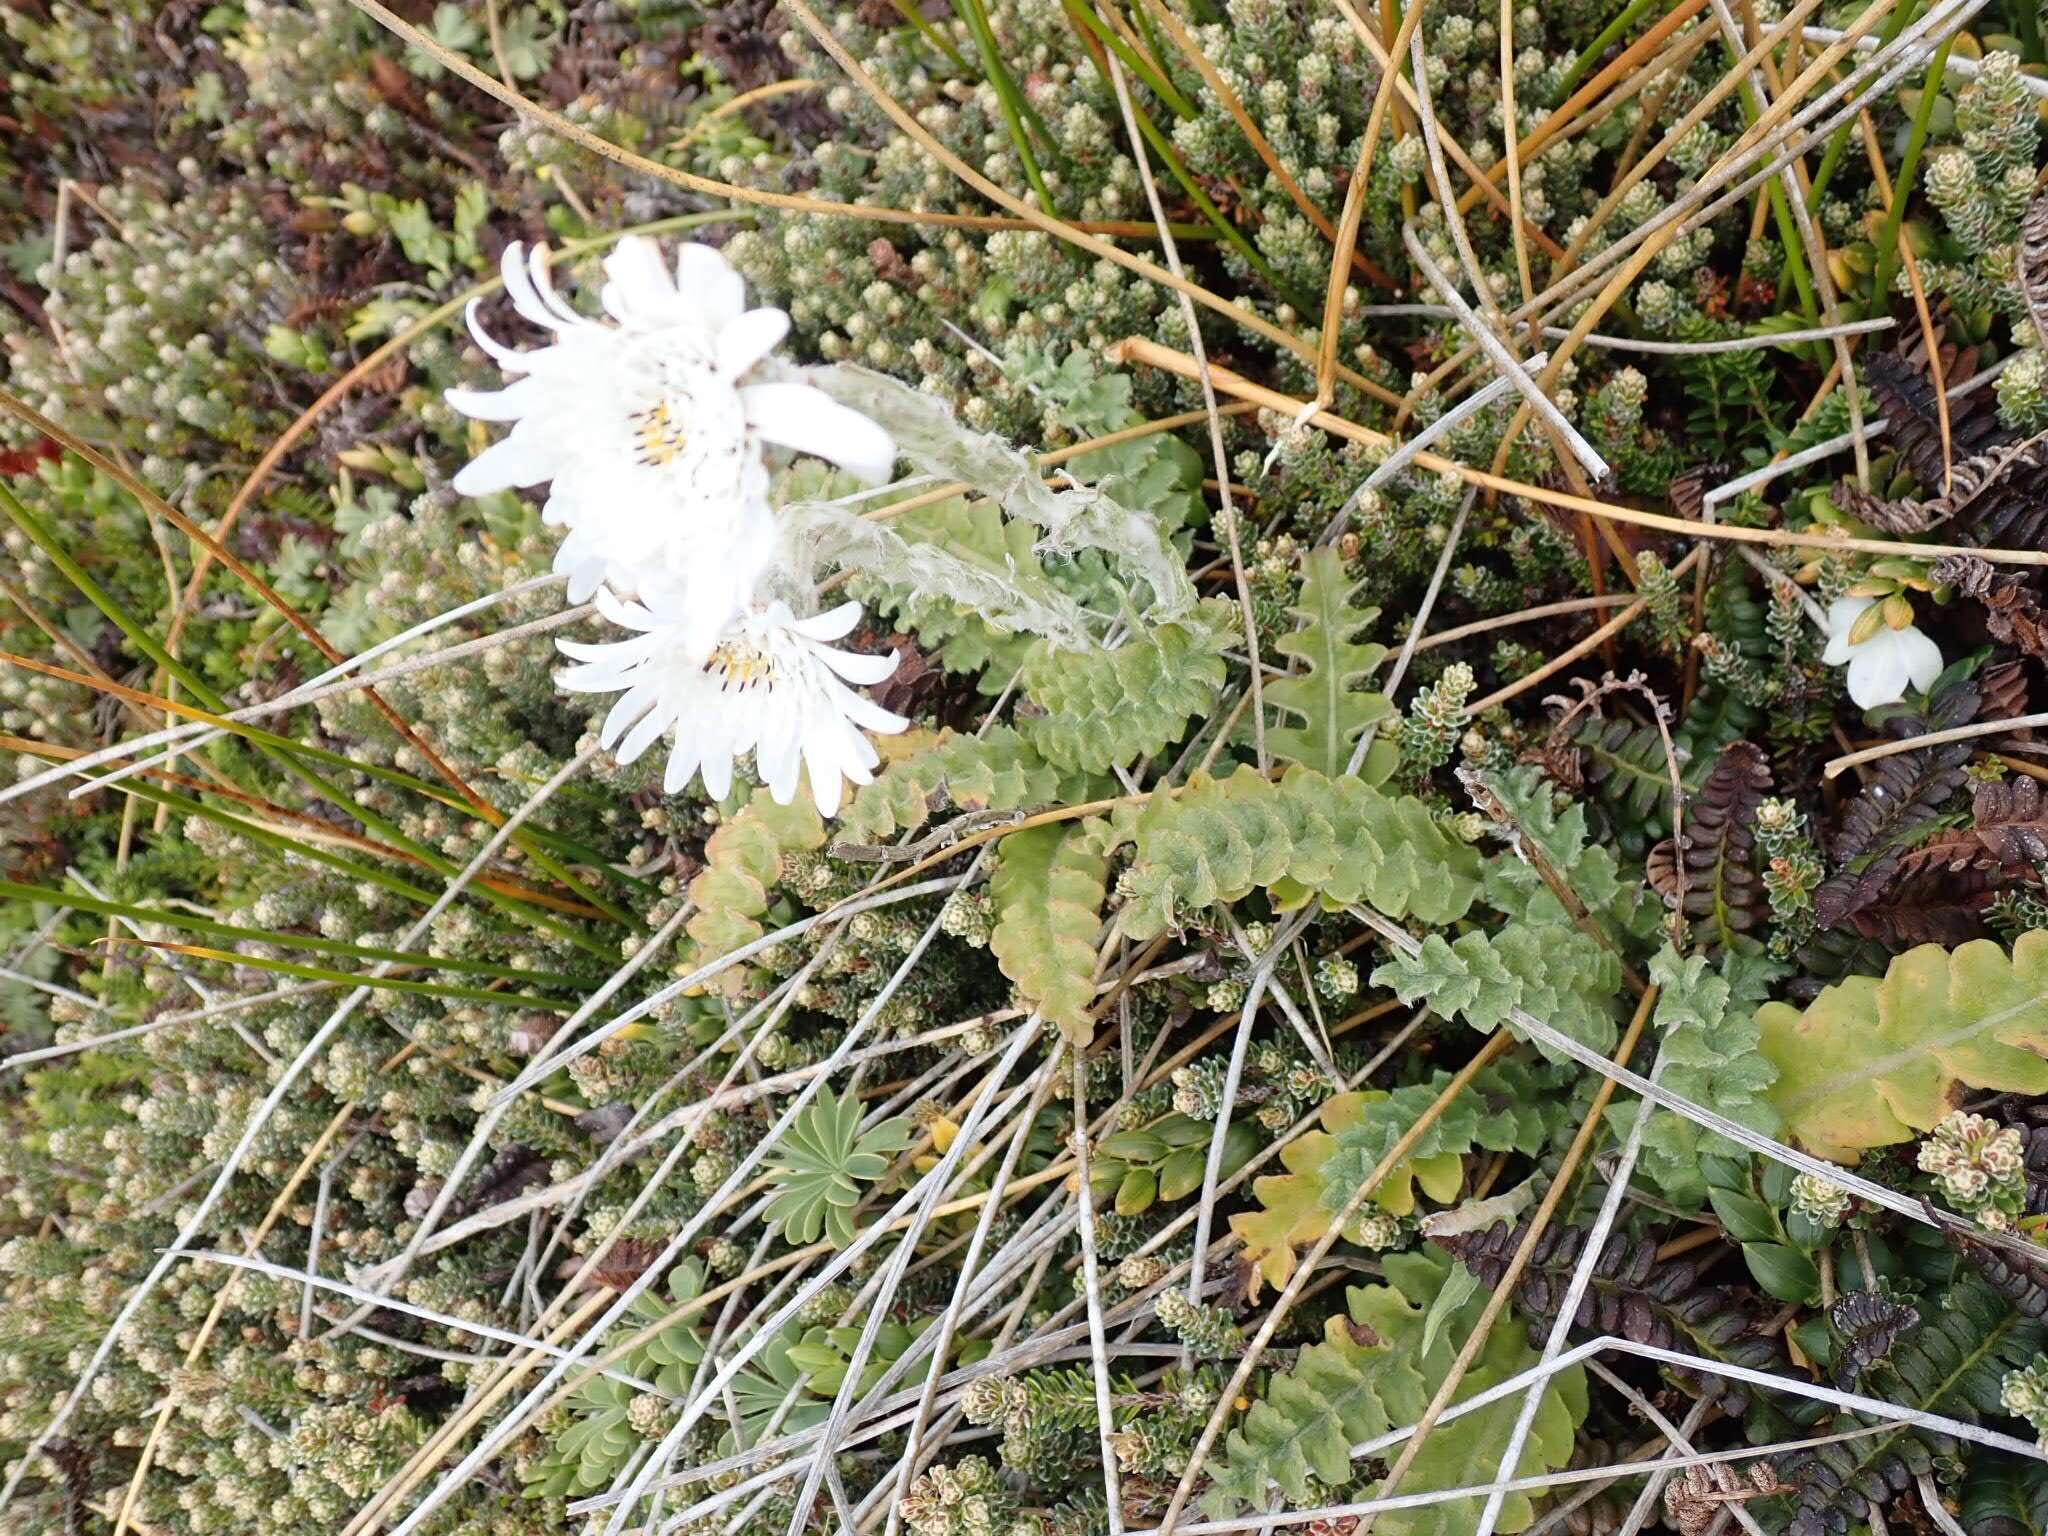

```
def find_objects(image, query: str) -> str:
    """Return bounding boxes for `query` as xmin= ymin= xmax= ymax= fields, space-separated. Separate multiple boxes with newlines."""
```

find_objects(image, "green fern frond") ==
xmin=1265 ymin=545 xmax=1394 ymax=779
xmin=1018 ymin=599 xmax=1235 ymax=773
xmin=1204 ymin=1249 xmax=1586 ymax=1530
xmin=1115 ymin=765 xmax=1482 ymax=940
xmin=684 ymin=789 xmax=828 ymax=979
xmin=1626 ymin=945 xmax=1784 ymax=1206
xmin=836 ymin=725 xmax=1095 ymax=847
xmin=1479 ymin=765 xmax=1629 ymax=922
xmin=1370 ymin=918 xmax=1626 ymax=1057
xmin=988 ymin=820 xmax=1112 ymax=1042
xmin=855 ymin=493 xmax=1051 ymax=688
xmin=1231 ymin=1061 xmax=1570 ymax=1294
xmin=1775 ymin=1280 xmax=2046 ymax=1536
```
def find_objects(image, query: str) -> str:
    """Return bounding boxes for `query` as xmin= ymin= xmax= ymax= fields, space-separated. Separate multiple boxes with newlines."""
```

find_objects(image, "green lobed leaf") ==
xmin=1116 ymin=764 xmax=1483 ymax=940
xmin=1204 ymin=1249 xmax=1585 ymax=1528
xmin=1264 ymin=545 xmax=1394 ymax=778
xmin=987 ymin=819 xmax=1113 ymax=1042
xmin=836 ymin=725 xmax=1102 ymax=847
xmin=1371 ymin=917 xmax=1625 ymax=1059
xmin=1017 ymin=599 xmax=1235 ymax=773
xmin=683 ymin=788 xmax=827 ymax=978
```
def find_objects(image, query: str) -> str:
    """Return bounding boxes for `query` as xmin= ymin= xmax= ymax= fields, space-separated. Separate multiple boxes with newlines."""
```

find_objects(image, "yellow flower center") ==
xmin=633 ymin=400 xmax=689 ymax=467
xmin=704 ymin=642 xmax=778 ymax=692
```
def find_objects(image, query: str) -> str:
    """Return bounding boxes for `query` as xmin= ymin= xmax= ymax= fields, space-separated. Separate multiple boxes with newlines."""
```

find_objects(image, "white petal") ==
xmin=741 ymin=382 xmax=897 ymax=484
xmin=1821 ymin=597 xmax=1871 ymax=666
xmin=699 ymin=727 xmax=737 ymax=801
xmin=716 ymin=308 xmax=791 ymax=378
xmin=556 ymin=547 xmax=608 ymax=603
xmin=463 ymin=300 xmax=529 ymax=370
xmin=1845 ymin=645 xmax=1909 ymax=710
xmin=677 ymin=243 xmax=746 ymax=331
xmin=758 ymin=715 xmax=805 ymax=805
xmin=554 ymin=653 xmax=641 ymax=691
xmin=816 ymin=647 xmax=899 ymax=687
xmin=1892 ymin=624 xmax=1944 ymax=695
xmin=801 ymin=727 xmax=847 ymax=816
xmin=501 ymin=243 xmax=559 ymax=334
xmin=598 ymin=688 xmax=652 ymax=747
xmin=788 ymin=601 xmax=865 ymax=643
xmin=526 ymin=246 xmax=587 ymax=329
xmin=819 ymin=670 xmax=909 ymax=735
xmin=452 ymin=432 xmax=558 ymax=494
xmin=602 ymin=236 xmax=676 ymax=323
xmin=663 ymin=733 xmax=704 ymax=796
xmin=617 ymin=701 xmax=673 ymax=764
xmin=445 ymin=379 xmax=543 ymax=422
xmin=594 ymin=586 xmax=660 ymax=632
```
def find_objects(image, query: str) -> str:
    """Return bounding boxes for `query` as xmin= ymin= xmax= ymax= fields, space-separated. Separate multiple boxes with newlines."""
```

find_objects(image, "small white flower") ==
xmin=557 ymin=589 xmax=908 ymax=815
xmin=448 ymin=237 xmax=895 ymax=649
xmin=1821 ymin=596 xmax=1943 ymax=710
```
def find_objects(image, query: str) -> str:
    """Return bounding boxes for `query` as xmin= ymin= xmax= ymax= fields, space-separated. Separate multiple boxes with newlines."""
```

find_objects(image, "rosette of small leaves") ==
xmin=897 ymin=1454 xmax=1035 ymax=1536
xmin=1917 ymin=1109 xmax=2029 ymax=1231
xmin=2002 ymin=1360 xmax=2048 ymax=1449
xmin=762 ymin=1086 xmax=917 ymax=1247
xmin=1154 ymin=1288 xmax=1245 ymax=1359
xmin=1091 ymin=1111 xmax=1258 ymax=1215
xmin=1788 ymin=1173 xmax=1852 ymax=1230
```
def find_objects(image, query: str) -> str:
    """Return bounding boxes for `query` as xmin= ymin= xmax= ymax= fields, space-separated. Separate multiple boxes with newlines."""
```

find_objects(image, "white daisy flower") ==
xmin=557 ymin=588 xmax=908 ymax=815
xmin=447 ymin=236 xmax=896 ymax=648
xmin=1822 ymin=595 xmax=1944 ymax=710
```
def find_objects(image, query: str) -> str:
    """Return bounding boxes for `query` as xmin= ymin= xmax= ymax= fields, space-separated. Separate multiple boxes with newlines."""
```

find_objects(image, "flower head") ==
xmin=556 ymin=588 xmax=907 ymax=815
xmin=1917 ymin=1108 xmax=2027 ymax=1229
xmin=449 ymin=237 xmax=894 ymax=648
xmin=1821 ymin=595 xmax=1943 ymax=709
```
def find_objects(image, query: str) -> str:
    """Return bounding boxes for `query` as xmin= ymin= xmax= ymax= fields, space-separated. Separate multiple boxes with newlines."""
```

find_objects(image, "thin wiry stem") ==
xmin=188 ymin=1251 xmax=666 ymax=1392
xmin=378 ymin=845 xmax=1000 ymax=1534
xmin=1070 ymin=1044 xmax=1130 ymax=1535
xmin=777 ymin=1022 xmax=1043 ymax=1536
xmin=1104 ymin=54 xmax=1267 ymax=770
xmin=1470 ymin=1050 xmax=1670 ymax=1536
xmin=0 ymin=745 xmax=597 ymax=1519
xmin=1401 ymin=229 xmax=1610 ymax=483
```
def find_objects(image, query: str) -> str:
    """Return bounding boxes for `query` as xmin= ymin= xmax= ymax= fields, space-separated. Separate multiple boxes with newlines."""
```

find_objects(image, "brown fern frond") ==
xmin=1864 ymin=349 xmax=2012 ymax=495
xmin=1645 ymin=741 xmax=1770 ymax=947
xmin=1834 ymin=432 xmax=2048 ymax=548
xmin=1971 ymin=775 xmax=2048 ymax=866
xmin=1433 ymin=1220 xmax=1785 ymax=1410
xmin=1814 ymin=676 xmax=1981 ymax=930
xmin=2020 ymin=188 xmax=2048 ymax=346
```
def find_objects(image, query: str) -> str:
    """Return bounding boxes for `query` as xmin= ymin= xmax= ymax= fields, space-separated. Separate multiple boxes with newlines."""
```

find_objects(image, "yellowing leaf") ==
xmin=1758 ymin=932 xmax=2048 ymax=1162
xmin=988 ymin=820 xmax=1112 ymax=1043
xmin=1229 ymin=1092 xmax=1465 ymax=1299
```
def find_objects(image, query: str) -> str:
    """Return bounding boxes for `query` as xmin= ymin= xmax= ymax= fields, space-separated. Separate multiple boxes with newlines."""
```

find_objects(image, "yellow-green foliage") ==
xmin=1758 ymin=932 xmax=2048 ymax=1162
xmin=1115 ymin=765 xmax=1482 ymax=939
xmin=834 ymin=726 xmax=1092 ymax=847
xmin=987 ymin=820 xmax=1112 ymax=1042
xmin=1230 ymin=1062 xmax=1566 ymax=1296
xmin=1229 ymin=1091 xmax=1464 ymax=1298
xmin=684 ymin=791 xmax=828 ymax=980
xmin=1204 ymin=1251 xmax=1587 ymax=1532
xmin=1265 ymin=545 xmax=1394 ymax=778
xmin=1018 ymin=599 xmax=1235 ymax=772
xmin=1372 ymin=919 xmax=1626 ymax=1056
